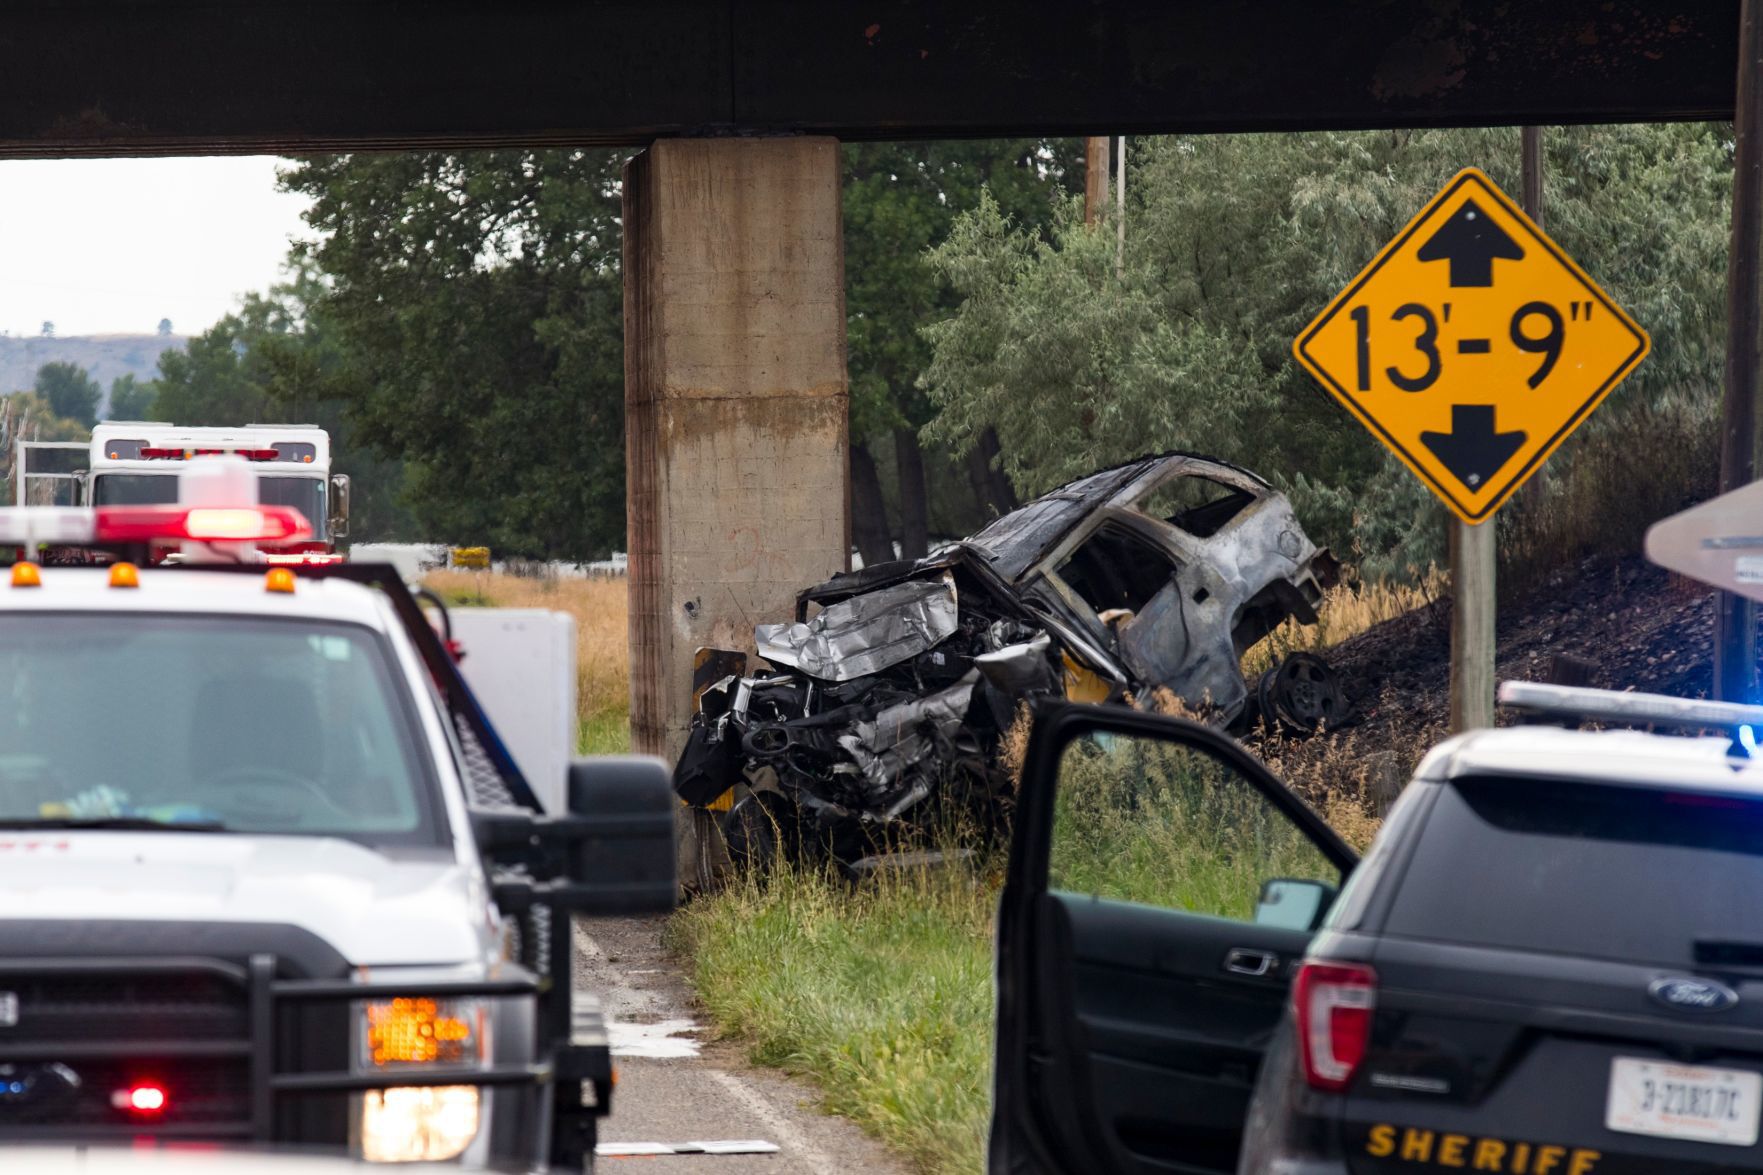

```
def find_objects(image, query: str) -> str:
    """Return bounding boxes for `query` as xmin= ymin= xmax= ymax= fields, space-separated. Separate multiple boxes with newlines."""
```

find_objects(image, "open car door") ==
xmin=990 ymin=701 xmax=1358 ymax=1175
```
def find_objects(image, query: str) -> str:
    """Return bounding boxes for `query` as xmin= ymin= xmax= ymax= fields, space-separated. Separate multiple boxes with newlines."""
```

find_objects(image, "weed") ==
xmin=669 ymin=857 xmax=999 ymax=1175
xmin=1242 ymin=573 xmax=1444 ymax=679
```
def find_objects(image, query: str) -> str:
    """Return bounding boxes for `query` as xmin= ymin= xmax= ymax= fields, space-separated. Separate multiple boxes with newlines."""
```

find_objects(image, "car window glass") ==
xmin=1055 ymin=526 xmax=1178 ymax=617
xmin=259 ymin=475 xmax=328 ymax=541
xmin=1384 ymin=777 xmax=1763 ymax=965
xmin=1323 ymin=780 xmax=1429 ymax=931
xmin=1134 ymin=475 xmax=1256 ymax=538
xmin=1049 ymin=730 xmax=1341 ymax=925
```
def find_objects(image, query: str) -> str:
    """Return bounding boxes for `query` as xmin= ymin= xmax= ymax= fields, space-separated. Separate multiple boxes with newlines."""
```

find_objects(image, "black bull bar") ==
xmin=0 ymin=952 xmax=610 ymax=1155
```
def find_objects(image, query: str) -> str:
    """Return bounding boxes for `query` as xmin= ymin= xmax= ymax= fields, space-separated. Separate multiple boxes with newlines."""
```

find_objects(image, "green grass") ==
xmin=579 ymin=710 xmax=632 ymax=755
xmin=668 ymin=859 xmax=1000 ymax=1175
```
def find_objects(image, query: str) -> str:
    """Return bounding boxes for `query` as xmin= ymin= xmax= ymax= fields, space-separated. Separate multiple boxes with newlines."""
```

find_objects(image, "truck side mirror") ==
xmin=561 ymin=756 xmax=677 ymax=914
xmin=328 ymin=474 xmax=351 ymax=539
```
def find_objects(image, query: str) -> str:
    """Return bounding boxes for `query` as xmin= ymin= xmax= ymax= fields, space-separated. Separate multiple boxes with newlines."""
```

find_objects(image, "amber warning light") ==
xmin=365 ymin=998 xmax=475 ymax=1066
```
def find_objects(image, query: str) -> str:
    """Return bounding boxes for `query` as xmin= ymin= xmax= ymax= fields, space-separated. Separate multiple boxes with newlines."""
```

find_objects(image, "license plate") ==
xmin=1606 ymin=1057 xmax=1762 ymax=1146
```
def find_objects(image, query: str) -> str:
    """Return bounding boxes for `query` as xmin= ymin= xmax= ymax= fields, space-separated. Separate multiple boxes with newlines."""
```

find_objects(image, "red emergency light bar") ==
xmin=93 ymin=505 xmax=313 ymax=544
xmin=139 ymin=447 xmax=282 ymax=461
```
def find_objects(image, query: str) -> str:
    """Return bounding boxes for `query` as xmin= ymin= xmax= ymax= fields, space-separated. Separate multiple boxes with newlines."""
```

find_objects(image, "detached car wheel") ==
xmin=1257 ymin=652 xmax=1348 ymax=734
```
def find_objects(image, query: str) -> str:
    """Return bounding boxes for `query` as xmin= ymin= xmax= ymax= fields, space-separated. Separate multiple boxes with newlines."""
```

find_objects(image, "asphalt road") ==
xmin=574 ymin=915 xmax=907 ymax=1174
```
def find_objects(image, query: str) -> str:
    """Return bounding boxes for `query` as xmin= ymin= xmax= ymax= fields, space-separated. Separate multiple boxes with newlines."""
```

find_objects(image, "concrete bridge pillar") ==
xmin=623 ymin=137 xmax=850 ymax=762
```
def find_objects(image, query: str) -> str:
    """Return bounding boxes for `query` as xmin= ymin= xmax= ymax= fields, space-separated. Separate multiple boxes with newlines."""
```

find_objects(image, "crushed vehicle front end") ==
xmin=674 ymin=453 xmax=1339 ymax=872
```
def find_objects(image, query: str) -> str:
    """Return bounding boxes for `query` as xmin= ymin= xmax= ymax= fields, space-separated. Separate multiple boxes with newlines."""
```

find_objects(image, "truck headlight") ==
xmin=356 ymin=997 xmax=486 ymax=1163
xmin=360 ymin=1086 xmax=480 ymax=1163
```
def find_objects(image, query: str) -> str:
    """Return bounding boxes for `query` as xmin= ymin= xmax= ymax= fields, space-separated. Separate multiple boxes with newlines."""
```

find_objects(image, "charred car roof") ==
xmin=799 ymin=452 xmax=1275 ymax=612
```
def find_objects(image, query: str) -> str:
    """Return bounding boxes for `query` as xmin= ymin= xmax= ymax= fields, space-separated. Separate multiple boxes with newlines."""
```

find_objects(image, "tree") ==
xmin=1 ymin=391 xmax=88 ymax=504
xmin=34 ymin=361 xmax=101 ymax=428
xmin=151 ymin=268 xmax=414 ymax=541
xmin=106 ymin=374 xmax=156 ymax=420
xmin=922 ymin=126 xmax=1733 ymax=578
xmin=278 ymin=150 xmax=628 ymax=560
xmin=157 ymin=318 xmax=173 ymax=337
xmin=843 ymin=140 xmax=1079 ymax=562
xmin=38 ymin=321 xmax=52 ymax=339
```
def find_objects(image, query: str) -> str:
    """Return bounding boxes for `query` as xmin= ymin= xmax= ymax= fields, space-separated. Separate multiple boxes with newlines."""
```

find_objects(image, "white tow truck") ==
xmin=0 ymin=459 xmax=674 ymax=1169
xmin=16 ymin=422 xmax=351 ymax=563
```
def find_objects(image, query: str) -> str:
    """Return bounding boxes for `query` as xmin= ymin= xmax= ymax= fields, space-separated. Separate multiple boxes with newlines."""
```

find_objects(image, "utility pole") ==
xmin=1115 ymin=135 xmax=1126 ymax=279
xmin=1447 ymin=513 xmax=1496 ymax=732
xmin=1084 ymin=137 xmax=1109 ymax=226
xmin=1717 ymin=0 xmax=1763 ymax=702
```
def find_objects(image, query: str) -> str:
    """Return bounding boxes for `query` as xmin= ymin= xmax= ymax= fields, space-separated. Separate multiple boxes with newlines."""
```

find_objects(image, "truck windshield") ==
xmin=91 ymin=473 xmax=327 ymax=541
xmin=0 ymin=615 xmax=439 ymax=845
xmin=91 ymin=472 xmax=178 ymax=505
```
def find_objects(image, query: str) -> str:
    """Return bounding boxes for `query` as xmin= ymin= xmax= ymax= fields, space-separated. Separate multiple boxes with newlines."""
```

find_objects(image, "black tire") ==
xmin=1258 ymin=652 xmax=1347 ymax=734
xmin=722 ymin=792 xmax=803 ymax=873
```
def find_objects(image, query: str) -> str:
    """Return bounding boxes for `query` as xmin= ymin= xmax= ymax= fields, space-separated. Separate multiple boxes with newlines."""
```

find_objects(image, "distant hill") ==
xmin=0 ymin=333 xmax=189 ymax=415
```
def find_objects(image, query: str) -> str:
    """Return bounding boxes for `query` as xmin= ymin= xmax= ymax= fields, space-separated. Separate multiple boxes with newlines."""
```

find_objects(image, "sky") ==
xmin=0 ymin=156 xmax=311 ymax=339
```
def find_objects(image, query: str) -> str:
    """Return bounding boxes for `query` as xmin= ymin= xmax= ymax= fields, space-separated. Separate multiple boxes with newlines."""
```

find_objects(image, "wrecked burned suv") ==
xmin=674 ymin=453 xmax=1340 ymax=872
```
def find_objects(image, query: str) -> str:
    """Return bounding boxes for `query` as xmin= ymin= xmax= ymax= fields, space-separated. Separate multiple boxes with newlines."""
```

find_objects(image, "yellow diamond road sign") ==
xmin=1294 ymin=167 xmax=1649 ymax=524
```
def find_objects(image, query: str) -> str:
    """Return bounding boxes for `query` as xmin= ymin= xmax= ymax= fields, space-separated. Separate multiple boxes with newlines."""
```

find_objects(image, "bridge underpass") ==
xmin=1 ymin=0 xmax=1739 ymax=762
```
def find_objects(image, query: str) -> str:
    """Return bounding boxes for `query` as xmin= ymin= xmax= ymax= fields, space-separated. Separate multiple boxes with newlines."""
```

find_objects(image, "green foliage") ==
xmin=33 ymin=362 xmax=101 ymax=429
xmin=845 ymin=141 xmax=1080 ymax=550
xmin=669 ymin=859 xmax=997 ymax=1174
xmin=845 ymin=140 xmax=1078 ymax=442
xmin=279 ymin=151 xmax=627 ymax=560
xmin=923 ymin=126 xmax=1732 ymax=579
xmin=105 ymin=374 xmax=155 ymax=421
xmin=4 ymin=391 xmax=86 ymax=443
xmin=150 ymin=270 xmax=413 ymax=541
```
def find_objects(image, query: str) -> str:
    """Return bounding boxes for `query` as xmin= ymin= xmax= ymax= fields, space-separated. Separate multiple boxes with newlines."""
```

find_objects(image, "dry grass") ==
xmin=1242 ymin=571 xmax=1445 ymax=679
xmin=423 ymin=569 xmax=631 ymax=754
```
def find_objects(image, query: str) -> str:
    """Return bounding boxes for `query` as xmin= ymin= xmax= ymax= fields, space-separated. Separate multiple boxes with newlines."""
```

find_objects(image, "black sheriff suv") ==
xmin=990 ymin=682 xmax=1763 ymax=1175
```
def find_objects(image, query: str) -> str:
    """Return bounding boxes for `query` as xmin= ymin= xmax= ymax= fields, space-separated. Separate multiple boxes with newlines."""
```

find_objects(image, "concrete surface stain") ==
xmin=609 ymin=1016 xmax=703 ymax=1060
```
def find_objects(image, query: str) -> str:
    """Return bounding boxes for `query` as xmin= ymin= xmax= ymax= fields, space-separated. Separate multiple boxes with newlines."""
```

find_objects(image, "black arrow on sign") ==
xmin=1420 ymin=405 xmax=1527 ymax=491
xmin=1415 ymin=198 xmax=1525 ymax=287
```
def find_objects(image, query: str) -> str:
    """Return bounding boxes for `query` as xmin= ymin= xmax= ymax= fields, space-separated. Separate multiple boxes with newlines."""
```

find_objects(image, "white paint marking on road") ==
xmin=597 ymin=1140 xmax=782 ymax=1157
xmin=608 ymin=1017 xmax=702 ymax=1059
xmin=707 ymin=1068 xmax=841 ymax=1173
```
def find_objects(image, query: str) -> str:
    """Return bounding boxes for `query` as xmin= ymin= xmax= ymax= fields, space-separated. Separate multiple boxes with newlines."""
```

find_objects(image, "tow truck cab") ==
xmin=0 ymin=494 xmax=673 ymax=1169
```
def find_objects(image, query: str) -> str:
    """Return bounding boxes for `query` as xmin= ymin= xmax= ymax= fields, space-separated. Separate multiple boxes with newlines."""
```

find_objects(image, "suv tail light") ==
xmin=1293 ymin=961 xmax=1376 ymax=1091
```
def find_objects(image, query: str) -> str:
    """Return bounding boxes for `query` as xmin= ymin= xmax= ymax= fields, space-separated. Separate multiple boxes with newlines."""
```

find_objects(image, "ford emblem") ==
xmin=1649 ymin=977 xmax=1740 ymax=1013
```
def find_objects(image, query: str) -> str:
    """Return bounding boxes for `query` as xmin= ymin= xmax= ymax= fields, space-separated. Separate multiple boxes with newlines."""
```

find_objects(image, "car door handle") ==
xmin=1223 ymin=948 xmax=1278 ymax=977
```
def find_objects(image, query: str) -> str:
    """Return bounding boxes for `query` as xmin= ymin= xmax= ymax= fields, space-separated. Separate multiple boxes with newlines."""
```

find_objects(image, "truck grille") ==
xmin=0 ymin=1057 xmax=250 ymax=1128
xmin=0 ymin=971 xmax=247 ymax=1042
xmin=0 ymin=963 xmax=255 ymax=1138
